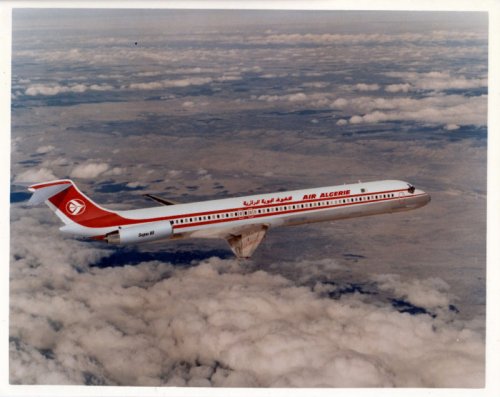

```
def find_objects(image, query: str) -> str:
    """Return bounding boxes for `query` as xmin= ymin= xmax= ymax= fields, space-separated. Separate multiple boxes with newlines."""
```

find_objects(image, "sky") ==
xmin=7 ymin=7 xmax=491 ymax=391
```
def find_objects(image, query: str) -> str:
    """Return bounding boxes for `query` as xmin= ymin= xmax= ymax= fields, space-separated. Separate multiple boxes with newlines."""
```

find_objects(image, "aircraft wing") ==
xmin=189 ymin=223 xmax=269 ymax=258
xmin=225 ymin=224 xmax=268 ymax=259
xmin=143 ymin=193 xmax=178 ymax=206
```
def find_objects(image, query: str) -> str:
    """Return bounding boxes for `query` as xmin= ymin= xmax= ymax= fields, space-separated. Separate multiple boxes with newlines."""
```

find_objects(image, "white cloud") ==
xmin=41 ymin=158 xmax=69 ymax=167
xmin=197 ymin=168 xmax=212 ymax=180
xmin=287 ymin=93 xmax=308 ymax=102
xmin=353 ymin=83 xmax=380 ymax=91
xmin=128 ymin=77 xmax=213 ymax=91
xmin=168 ymin=170 xmax=182 ymax=178
xmin=349 ymin=111 xmax=389 ymax=124
xmin=251 ymin=31 xmax=485 ymax=46
xmin=217 ymin=74 xmax=242 ymax=82
xmin=106 ymin=167 xmax=124 ymax=176
xmin=14 ymin=168 xmax=57 ymax=183
xmin=259 ymin=73 xmax=278 ymax=79
xmin=336 ymin=119 xmax=348 ymax=126
xmin=257 ymin=94 xmax=280 ymax=102
xmin=375 ymin=274 xmax=454 ymax=309
xmin=445 ymin=124 xmax=460 ymax=131
xmin=385 ymin=71 xmax=487 ymax=92
xmin=302 ymin=82 xmax=329 ymax=88
xmin=385 ymin=83 xmax=412 ymax=93
xmin=342 ymin=95 xmax=486 ymax=127
xmin=9 ymin=208 xmax=484 ymax=387
xmin=36 ymin=145 xmax=55 ymax=154
xmin=70 ymin=162 xmax=110 ymax=179
xmin=88 ymin=84 xmax=114 ymax=92
xmin=182 ymin=101 xmax=195 ymax=108
xmin=25 ymin=83 xmax=114 ymax=96
xmin=349 ymin=115 xmax=364 ymax=124
xmin=126 ymin=182 xmax=146 ymax=189
xmin=256 ymin=92 xmax=335 ymax=108
xmin=331 ymin=98 xmax=349 ymax=108
xmin=257 ymin=93 xmax=309 ymax=103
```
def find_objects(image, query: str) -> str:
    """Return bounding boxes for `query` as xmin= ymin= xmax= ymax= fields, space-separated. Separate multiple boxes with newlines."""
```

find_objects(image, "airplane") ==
xmin=27 ymin=179 xmax=430 ymax=258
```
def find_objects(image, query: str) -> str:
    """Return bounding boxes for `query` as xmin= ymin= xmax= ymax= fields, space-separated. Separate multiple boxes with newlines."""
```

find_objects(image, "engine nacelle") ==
xmin=104 ymin=220 xmax=173 ymax=244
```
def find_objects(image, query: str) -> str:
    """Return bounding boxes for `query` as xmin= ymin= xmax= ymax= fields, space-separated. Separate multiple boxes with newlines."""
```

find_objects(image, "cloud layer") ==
xmin=9 ymin=208 xmax=484 ymax=387
xmin=335 ymin=94 xmax=486 ymax=127
xmin=25 ymin=83 xmax=114 ymax=96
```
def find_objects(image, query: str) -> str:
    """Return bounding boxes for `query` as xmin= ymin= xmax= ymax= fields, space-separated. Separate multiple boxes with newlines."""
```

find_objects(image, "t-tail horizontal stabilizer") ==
xmin=27 ymin=180 xmax=72 ymax=206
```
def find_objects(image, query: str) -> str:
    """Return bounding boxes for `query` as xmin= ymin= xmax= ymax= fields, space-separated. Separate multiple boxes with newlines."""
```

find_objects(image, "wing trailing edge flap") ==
xmin=226 ymin=225 xmax=268 ymax=259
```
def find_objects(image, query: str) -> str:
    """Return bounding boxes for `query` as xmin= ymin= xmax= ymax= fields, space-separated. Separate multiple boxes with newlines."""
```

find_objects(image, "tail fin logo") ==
xmin=66 ymin=199 xmax=86 ymax=216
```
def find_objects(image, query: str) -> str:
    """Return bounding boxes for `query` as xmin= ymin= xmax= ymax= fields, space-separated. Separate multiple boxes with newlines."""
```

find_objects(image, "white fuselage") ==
xmin=59 ymin=179 xmax=430 ymax=240
xmin=29 ymin=177 xmax=431 ymax=258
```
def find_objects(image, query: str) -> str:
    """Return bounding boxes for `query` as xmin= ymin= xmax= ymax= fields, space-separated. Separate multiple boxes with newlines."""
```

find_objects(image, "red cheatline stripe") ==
xmin=165 ymin=187 xmax=408 ymax=221
xmin=172 ymin=191 xmax=426 ymax=230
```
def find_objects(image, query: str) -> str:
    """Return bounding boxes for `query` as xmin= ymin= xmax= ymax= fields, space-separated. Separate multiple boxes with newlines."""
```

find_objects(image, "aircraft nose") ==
xmin=414 ymin=189 xmax=431 ymax=207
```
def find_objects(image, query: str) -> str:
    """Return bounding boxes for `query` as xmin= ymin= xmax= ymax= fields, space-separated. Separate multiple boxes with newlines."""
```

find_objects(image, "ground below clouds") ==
xmin=9 ymin=207 xmax=484 ymax=387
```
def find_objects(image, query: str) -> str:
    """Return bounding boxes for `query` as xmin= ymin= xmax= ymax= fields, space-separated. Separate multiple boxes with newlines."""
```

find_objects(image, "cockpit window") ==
xmin=407 ymin=185 xmax=415 ymax=193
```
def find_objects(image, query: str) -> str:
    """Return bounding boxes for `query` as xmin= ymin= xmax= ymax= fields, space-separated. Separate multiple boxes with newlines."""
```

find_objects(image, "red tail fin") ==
xmin=28 ymin=179 xmax=115 ymax=226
